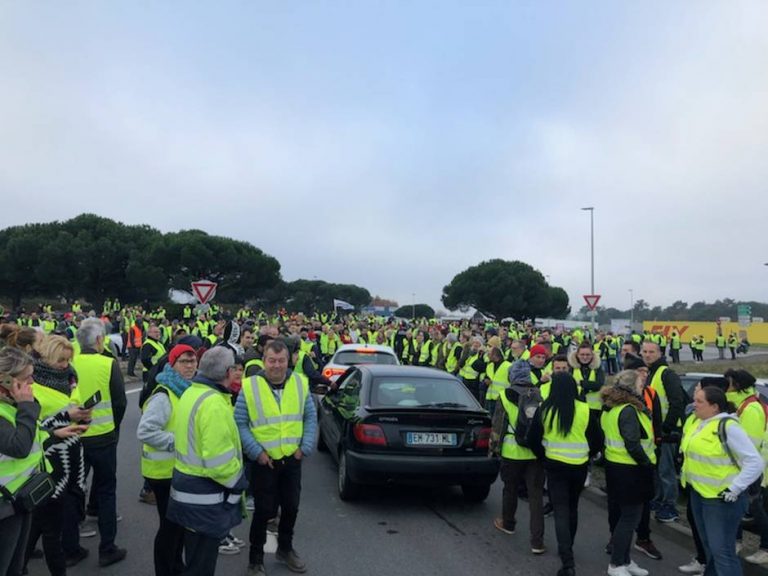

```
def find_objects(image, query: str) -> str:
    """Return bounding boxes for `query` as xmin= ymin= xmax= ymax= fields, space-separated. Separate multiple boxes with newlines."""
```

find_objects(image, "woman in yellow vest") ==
xmin=137 ymin=344 xmax=197 ymax=576
xmin=27 ymin=336 xmax=91 ymax=574
xmin=0 ymin=348 xmax=83 ymax=576
xmin=528 ymin=372 xmax=591 ymax=576
xmin=600 ymin=370 xmax=655 ymax=576
xmin=682 ymin=386 xmax=763 ymax=576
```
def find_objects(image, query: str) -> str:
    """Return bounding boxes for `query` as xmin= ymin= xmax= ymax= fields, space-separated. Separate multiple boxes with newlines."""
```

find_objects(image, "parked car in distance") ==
xmin=321 ymin=344 xmax=399 ymax=383
xmin=317 ymin=364 xmax=499 ymax=502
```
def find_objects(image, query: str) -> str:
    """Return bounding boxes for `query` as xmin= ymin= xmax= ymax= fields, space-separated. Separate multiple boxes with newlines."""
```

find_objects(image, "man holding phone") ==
xmin=71 ymin=318 xmax=127 ymax=567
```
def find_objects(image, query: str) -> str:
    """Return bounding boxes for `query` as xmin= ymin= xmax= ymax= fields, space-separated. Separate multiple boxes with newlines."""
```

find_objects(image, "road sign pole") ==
xmin=582 ymin=207 xmax=596 ymax=335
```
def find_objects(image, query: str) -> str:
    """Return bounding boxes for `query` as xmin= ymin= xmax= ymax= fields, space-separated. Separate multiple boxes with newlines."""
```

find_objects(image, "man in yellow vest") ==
xmin=166 ymin=346 xmax=246 ymax=576
xmin=141 ymin=324 xmax=167 ymax=383
xmin=235 ymin=339 xmax=316 ymax=576
xmin=641 ymin=341 xmax=685 ymax=524
xmin=71 ymin=318 xmax=127 ymax=567
xmin=715 ymin=330 xmax=726 ymax=360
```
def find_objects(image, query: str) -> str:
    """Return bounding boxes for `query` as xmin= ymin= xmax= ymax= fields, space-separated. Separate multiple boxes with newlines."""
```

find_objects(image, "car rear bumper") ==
xmin=345 ymin=450 xmax=499 ymax=486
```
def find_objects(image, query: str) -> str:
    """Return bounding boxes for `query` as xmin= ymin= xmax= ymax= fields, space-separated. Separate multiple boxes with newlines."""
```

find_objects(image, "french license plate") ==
xmin=406 ymin=432 xmax=456 ymax=446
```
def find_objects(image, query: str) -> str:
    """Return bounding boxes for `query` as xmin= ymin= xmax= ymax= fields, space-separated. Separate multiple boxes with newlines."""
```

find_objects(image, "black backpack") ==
xmin=511 ymin=385 xmax=543 ymax=448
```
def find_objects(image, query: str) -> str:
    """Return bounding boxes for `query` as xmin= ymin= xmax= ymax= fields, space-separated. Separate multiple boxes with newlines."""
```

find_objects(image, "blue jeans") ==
xmin=689 ymin=490 xmax=747 ymax=576
xmin=655 ymin=443 xmax=678 ymax=509
xmin=83 ymin=442 xmax=118 ymax=553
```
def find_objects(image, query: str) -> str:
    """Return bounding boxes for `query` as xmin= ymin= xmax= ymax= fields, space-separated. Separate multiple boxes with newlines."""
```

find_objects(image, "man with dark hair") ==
xmin=235 ymin=339 xmax=317 ymax=576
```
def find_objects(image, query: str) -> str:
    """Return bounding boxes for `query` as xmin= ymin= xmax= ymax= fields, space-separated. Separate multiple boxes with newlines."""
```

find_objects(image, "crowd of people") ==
xmin=0 ymin=300 xmax=765 ymax=576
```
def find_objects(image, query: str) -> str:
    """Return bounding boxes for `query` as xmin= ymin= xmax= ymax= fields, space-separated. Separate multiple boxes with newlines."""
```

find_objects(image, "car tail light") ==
xmin=475 ymin=427 xmax=491 ymax=450
xmin=353 ymin=423 xmax=387 ymax=446
xmin=322 ymin=367 xmax=346 ymax=379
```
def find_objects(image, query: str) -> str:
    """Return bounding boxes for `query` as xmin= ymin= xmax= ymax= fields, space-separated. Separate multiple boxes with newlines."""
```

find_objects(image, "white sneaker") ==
xmin=584 ymin=472 xmax=591 ymax=488
xmin=217 ymin=539 xmax=240 ymax=555
xmin=745 ymin=549 xmax=768 ymax=564
xmin=246 ymin=496 xmax=255 ymax=511
xmin=626 ymin=560 xmax=649 ymax=576
xmin=736 ymin=540 xmax=743 ymax=555
xmin=678 ymin=558 xmax=705 ymax=574
xmin=607 ymin=565 xmax=631 ymax=576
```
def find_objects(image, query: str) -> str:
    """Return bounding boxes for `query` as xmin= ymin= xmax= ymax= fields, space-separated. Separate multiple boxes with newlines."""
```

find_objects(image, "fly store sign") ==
xmin=649 ymin=324 xmax=690 ymax=338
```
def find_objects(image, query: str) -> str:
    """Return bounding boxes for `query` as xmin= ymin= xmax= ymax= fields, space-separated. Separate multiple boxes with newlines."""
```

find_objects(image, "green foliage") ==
xmin=575 ymin=297 xmax=768 ymax=323
xmin=441 ymin=259 xmax=569 ymax=320
xmin=394 ymin=304 xmax=435 ymax=319
xmin=281 ymin=279 xmax=371 ymax=313
xmin=0 ymin=214 xmax=282 ymax=308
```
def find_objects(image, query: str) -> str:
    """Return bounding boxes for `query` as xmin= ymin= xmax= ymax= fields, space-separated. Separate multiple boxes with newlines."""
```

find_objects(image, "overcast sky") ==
xmin=2 ymin=2 xmax=767 ymax=313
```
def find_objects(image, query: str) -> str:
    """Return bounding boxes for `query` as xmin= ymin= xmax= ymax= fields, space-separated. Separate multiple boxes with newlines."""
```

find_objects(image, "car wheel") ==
xmin=338 ymin=450 xmax=360 ymax=501
xmin=461 ymin=484 xmax=491 ymax=503
xmin=317 ymin=429 xmax=329 ymax=452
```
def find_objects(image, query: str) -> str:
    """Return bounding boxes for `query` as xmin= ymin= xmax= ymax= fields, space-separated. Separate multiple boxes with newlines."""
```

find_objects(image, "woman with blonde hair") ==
xmin=25 ymin=335 xmax=90 ymax=574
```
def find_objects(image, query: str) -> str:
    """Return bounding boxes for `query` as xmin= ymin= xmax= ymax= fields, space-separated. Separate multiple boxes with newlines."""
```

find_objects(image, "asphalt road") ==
xmin=25 ymin=372 xmax=699 ymax=576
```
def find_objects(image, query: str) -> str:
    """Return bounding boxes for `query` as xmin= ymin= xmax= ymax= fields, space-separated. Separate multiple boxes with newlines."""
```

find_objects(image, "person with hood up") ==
xmin=490 ymin=360 xmax=546 ymax=555
xmin=600 ymin=369 xmax=655 ymax=576
xmin=137 ymin=344 xmax=197 ymax=576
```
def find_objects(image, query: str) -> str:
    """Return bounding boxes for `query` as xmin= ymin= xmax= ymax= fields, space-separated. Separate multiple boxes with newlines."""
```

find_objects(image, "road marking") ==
xmin=126 ymin=387 xmax=143 ymax=395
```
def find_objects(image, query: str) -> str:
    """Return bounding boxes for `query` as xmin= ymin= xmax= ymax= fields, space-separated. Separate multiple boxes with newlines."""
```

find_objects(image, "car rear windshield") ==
xmin=334 ymin=351 xmax=398 ymax=366
xmin=370 ymin=377 xmax=479 ymax=409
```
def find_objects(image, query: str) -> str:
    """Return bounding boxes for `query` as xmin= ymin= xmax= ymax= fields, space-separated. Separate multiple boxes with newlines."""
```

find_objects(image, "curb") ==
xmin=582 ymin=487 xmax=768 ymax=576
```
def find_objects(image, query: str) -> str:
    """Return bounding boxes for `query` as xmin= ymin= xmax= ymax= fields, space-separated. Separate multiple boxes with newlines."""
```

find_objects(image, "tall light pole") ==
xmin=411 ymin=292 xmax=416 ymax=320
xmin=629 ymin=289 xmax=634 ymax=330
xmin=581 ymin=207 xmax=595 ymax=333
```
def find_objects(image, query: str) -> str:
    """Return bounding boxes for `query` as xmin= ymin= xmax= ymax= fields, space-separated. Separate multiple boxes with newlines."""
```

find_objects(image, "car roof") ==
xmin=335 ymin=344 xmax=396 ymax=354
xmin=356 ymin=364 xmax=457 ymax=379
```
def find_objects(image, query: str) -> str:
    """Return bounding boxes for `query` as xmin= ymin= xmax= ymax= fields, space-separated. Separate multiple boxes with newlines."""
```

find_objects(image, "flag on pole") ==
xmin=333 ymin=298 xmax=354 ymax=310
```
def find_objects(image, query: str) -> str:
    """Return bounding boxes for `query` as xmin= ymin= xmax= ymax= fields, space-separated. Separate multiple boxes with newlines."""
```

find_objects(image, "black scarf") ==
xmin=32 ymin=359 xmax=76 ymax=397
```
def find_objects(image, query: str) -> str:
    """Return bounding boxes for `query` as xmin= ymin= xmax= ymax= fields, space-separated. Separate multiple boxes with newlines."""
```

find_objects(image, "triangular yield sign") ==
xmin=583 ymin=294 xmax=601 ymax=310
xmin=191 ymin=281 xmax=217 ymax=305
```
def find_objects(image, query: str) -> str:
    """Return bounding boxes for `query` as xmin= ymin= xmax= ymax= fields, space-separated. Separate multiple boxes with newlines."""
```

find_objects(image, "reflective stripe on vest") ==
xmin=0 ymin=403 xmax=49 ymax=495
xmin=243 ymin=373 xmax=307 ymax=460
xmin=498 ymin=391 xmax=535 ymax=460
xmin=542 ymin=401 xmax=590 ymax=465
xmin=170 ymin=487 xmax=241 ymax=505
xmin=572 ymin=368 xmax=600 ymax=410
xmin=601 ymin=403 xmax=656 ymax=465
xmin=70 ymin=353 xmax=115 ymax=437
xmin=141 ymin=385 xmax=180 ymax=479
xmin=681 ymin=417 xmax=741 ymax=498
xmin=485 ymin=361 xmax=512 ymax=400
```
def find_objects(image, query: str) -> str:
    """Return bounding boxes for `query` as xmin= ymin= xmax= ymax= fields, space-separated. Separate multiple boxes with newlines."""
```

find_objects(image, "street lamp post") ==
xmin=581 ymin=207 xmax=595 ymax=334
xmin=629 ymin=289 xmax=634 ymax=330
xmin=412 ymin=293 xmax=416 ymax=320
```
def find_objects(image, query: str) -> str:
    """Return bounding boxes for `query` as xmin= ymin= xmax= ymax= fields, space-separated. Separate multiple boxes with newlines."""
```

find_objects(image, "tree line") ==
xmin=0 ymin=215 xmax=573 ymax=319
xmin=573 ymin=298 xmax=768 ymax=324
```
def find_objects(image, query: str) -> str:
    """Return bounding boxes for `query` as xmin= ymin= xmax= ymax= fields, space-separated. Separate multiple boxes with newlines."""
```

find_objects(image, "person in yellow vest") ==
xmin=728 ymin=333 xmax=739 ymax=360
xmin=71 ymin=318 xmax=127 ymax=567
xmin=137 ymin=344 xmax=197 ymax=576
xmin=483 ymin=346 xmax=512 ymax=414
xmin=528 ymin=344 xmax=550 ymax=389
xmin=528 ymin=372 xmax=592 ymax=576
xmin=682 ymin=386 xmax=763 ymax=575
xmin=600 ymin=370 xmax=655 ymax=576
xmin=27 ymin=336 xmax=91 ymax=572
xmin=71 ymin=301 xmax=82 ymax=314
xmin=641 ymin=340 xmax=685 ymax=524
xmin=166 ymin=347 xmax=247 ymax=576
xmin=715 ymin=330 xmax=726 ymax=360
xmin=669 ymin=330 xmax=682 ymax=364
xmin=457 ymin=336 xmax=485 ymax=401
xmin=443 ymin=332 xmax=462 ymax=374
xmin=491 ymin=360 xmax=545 ymax=554
xmin=141 ymin=325 xmax=167 ymax=384
xmin=236 ymin=339 xmax=316 ymax=576
xmin=569 ymin=342 xmax=605 ymax=457
xmin=724 ymin=369 xmax=768 ymax=565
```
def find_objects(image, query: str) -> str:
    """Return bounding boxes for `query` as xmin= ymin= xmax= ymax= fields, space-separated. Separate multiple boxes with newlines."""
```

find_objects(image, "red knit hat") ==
xmin=169 ymin=344 xmax=196 ymax=366
xmin=529 ymin=344 xmax=548 ymax=358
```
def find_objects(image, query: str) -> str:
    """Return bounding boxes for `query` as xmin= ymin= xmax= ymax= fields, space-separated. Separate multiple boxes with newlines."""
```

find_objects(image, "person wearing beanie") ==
xmin=528 ymin=344 xmax=550 ymax=389
xmin=137 ymin=344 xmax=197 ymax=576
xmin=491 ymin=359 xmax=546 ymax=555
xmin=600 ymin=370 xmax=655 ymax=576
